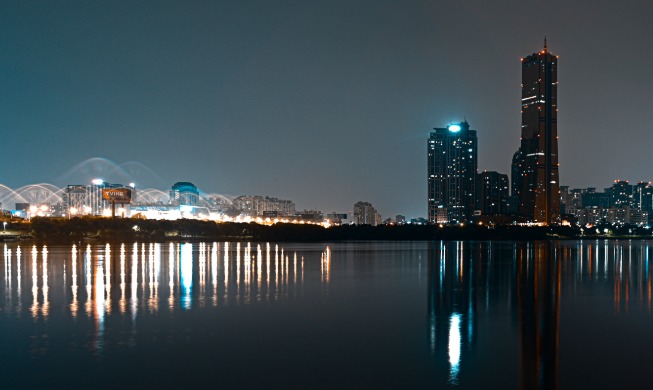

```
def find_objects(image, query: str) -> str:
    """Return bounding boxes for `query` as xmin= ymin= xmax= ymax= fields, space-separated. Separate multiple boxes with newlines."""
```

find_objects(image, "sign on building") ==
xmin=102 ymin=188 xmax=132 ymax=204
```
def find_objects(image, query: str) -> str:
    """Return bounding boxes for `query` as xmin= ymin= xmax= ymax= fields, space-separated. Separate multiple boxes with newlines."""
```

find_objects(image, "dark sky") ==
xmin=1 ymin=0 xmax=652 ymax=218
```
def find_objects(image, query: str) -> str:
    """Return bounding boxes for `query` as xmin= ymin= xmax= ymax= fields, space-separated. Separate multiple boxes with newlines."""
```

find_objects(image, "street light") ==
xmin=3 ymin=222 xmax=6 ymax=231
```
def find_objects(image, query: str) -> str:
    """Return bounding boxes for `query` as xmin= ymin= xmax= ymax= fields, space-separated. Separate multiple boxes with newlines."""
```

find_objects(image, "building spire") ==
xmin=543 ymin=36 xmax=547 ymax=53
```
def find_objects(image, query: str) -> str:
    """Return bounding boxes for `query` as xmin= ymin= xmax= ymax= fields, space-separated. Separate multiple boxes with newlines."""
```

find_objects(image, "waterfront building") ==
xmin=572 ymin=207 xmax=608 ymax=226
xmin=295 ymin=210 xmax=323 ymax=222
xmin=572 ymin=205 xmax=650 ymax=226
xmin=326 ymin=212 xmax=349 ymax=225
xmin=233 ymin=195 xmax=296 ymax=217
xmin=607 ymin=180 xmax=632 ymax=208
xmin=515 ymin=40 xmax=560 ymax=224
xmin=634 ymin=182 xmax=653 ymax=215
xmin=63 ymin=181 xmax=132 ymax=216
xmin=476 ymin=171 xmax=509 ymax=215
xmin=560 ymin=187 xmax=586 ymax=216
xmin=427 ymin=121 xmax=478 ymax=223
xmin=170 ymin=182 xmax=200 ymax=206
xmin=505 ymin=196 xmax=519 ymax=215
xmin=623 ymin=207 xmax=649 ymax=225
xmin=581 ymin=188 xmax=609 ymax=209
xmin=353 ymin=201 xmax=382 ymax=226
xmin=559 ymin=186 xmax=571 ymax=214
xmin=511 ymin=150 xmax=522 ymax=199
xmin=204 ymin=195 xmax=233 ymax=213
xmin=560 ymin=187 xmax=585 ymax=214
xmin=566 ymin=181 xmax=652 ymax=226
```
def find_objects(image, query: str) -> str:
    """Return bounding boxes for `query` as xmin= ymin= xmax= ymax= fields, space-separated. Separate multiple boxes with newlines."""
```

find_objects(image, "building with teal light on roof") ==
xmin=427 ymin=120 xmax=478 ymax=223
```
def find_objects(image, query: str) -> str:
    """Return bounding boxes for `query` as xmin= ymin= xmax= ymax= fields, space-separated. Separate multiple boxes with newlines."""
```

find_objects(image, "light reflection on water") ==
xmin=426 ymin=240 xmax=653 ymax=389
xmin=2 ymin=240 xmax=653 ymax=388
xmin=448 ymin=312 xmax=461 ymax=384
xmin=1 ymin=242 xmax=326 ymax=356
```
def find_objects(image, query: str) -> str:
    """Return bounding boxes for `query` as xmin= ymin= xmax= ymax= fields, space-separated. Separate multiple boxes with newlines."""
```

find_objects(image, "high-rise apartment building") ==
xmin=427 ymin=121 xmax=478 ymax=223
xmin=511 ymin=150 xmax=522 ymax=199
xmin=233 ymin=195 xmax=296 ymax=217
xmin=352 ymin=201 xmax=382 ymax=226
xmin=634 ymin=182 xmax=653 ymax=214
xmin=607 ymin=180 xmax=632 ymax=208
xmin=477 ymin=171 xmax=509 ymax=215
xmin=514 ymin=40 xmax=560 ymax=224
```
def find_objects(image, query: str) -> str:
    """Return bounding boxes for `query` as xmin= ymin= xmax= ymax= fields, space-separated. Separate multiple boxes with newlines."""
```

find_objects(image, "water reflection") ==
xmin=2 ymin=239 xmax=653 ymax=387
xmin=516 ymin=242 xmax=560 ymax=390
xmin=427 ymin=241 xmax=479 ymax=385
xmin=448 ymin=313 xmax=461 ymax=383
xmin=0 ymin=241 xmax=318 ymax=354
xmin=427 ymin=240 xmax=653 ymax=389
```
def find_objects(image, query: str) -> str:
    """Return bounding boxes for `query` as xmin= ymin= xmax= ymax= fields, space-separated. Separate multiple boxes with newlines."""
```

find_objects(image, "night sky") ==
xmin=1 ymin=0 xmax=651 ymax=218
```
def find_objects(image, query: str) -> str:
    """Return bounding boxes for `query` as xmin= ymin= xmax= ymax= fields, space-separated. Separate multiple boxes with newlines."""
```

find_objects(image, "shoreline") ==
xmin=0 ymin=217 xmax=650 ymax=243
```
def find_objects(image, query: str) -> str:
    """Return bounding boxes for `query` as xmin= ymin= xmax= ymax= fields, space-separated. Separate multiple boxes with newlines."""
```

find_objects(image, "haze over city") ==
xmin=1 ymin=0 xmax=651 ymax=218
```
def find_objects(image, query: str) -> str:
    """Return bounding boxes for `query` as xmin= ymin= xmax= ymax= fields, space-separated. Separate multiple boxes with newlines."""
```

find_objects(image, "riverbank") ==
xmin=0 ymin=217 xmax=647 ymax=242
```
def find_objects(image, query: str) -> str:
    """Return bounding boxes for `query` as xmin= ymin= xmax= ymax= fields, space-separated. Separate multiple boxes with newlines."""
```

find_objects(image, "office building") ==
xmin=427 ymin=120 xmax=478 ymax=223
xmin=514 ymin=40 xmax=560 ymax=224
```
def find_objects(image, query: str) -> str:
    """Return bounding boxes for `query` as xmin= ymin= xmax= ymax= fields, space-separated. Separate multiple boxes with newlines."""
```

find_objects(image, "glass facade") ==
xmin=427 ymin=121 xmax=477 ymax=223
xmin=516 ymin=42 xmax=560 ymax=224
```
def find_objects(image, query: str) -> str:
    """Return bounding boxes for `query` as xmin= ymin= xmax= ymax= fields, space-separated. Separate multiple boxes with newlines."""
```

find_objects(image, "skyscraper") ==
xmin=515 ymin=39 xmax=560 ymax=224
xmin=427 ymin=121 xmax=477 ymax=223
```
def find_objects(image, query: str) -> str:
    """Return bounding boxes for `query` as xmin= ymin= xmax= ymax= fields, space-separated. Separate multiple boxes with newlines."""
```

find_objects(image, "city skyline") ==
xmin=1 ymin=1 xmax=652 ymax=218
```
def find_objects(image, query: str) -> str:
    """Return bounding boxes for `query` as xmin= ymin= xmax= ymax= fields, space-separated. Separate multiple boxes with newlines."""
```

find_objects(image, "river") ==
xmin=1 ymin=240 xmax=652 ymax=388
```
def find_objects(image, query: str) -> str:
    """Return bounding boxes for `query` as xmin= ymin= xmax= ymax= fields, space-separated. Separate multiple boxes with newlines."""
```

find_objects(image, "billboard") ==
xmin=102 ymin=188 xmax=132 ymax=204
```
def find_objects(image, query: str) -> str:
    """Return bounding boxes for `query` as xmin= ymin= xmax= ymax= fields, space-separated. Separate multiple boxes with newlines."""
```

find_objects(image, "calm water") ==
xmin=1 ymin=240 xmax=653 ymax=389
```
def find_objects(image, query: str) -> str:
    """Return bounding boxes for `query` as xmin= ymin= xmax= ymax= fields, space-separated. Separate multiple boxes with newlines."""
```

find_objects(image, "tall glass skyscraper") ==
xmin=427 ymin=121 xmax=477 ymax=224
xmin=515 ymin=40 xmax=560 ymax=224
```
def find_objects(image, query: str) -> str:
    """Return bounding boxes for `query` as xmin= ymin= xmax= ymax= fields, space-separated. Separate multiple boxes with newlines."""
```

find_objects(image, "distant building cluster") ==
xmin=561 ymin=181 xmax=652 ymax=225
xmin=2 ymin=177 xmax=388 ymax=226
